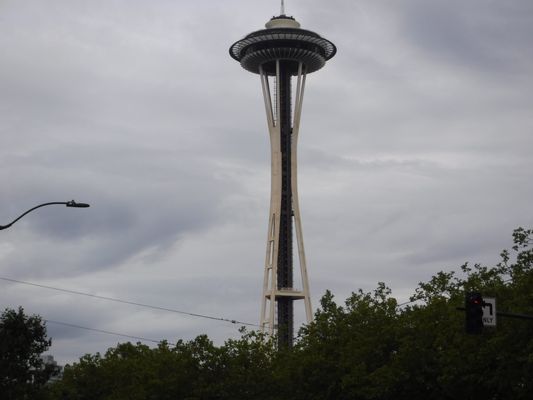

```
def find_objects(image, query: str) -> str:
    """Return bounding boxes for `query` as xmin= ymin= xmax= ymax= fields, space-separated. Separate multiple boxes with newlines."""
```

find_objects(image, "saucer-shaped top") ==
xmin=229 ymin=16 xmax=336 ymax=76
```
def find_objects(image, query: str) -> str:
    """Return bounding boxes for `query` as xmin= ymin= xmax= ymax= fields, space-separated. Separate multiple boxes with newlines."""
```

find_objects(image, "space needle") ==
xmin=229 ymin=1 xmax=336 ymax=347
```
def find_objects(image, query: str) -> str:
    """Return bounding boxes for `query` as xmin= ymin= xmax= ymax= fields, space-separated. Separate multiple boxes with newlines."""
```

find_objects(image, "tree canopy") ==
xmin=0 ymin=307 xmax=57 ymax=399
xmin=46 ymin=227 xmax=533 ymax=399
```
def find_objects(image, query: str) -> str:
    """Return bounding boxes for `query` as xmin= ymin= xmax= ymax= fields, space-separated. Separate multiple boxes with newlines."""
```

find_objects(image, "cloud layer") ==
xmin=1 ymin=0 xmax=532 ymax=364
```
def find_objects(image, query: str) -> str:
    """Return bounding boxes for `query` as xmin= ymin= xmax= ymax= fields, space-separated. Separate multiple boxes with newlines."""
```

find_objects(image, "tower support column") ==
xmin=259 ymin=61 xmax=312 ymax=348
xmin=230 ymin=12 xmax=336 ymax=348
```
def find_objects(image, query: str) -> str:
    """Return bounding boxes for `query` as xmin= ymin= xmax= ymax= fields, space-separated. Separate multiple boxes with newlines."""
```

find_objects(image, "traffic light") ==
xmin=465 ymin=292 xmax=484 ymax=334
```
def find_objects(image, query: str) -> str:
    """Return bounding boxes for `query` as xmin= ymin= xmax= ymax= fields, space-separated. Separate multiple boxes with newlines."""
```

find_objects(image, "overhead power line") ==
xmin=397 ymin=299 xmax=418 ymax=308
xmin=0 ymin=276 xmax=260 ymax=328
xmin=44 ymin=319 xmax=161 ymax=344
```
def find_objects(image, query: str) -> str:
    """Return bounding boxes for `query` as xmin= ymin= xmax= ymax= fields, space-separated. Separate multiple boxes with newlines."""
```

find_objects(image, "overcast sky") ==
xmin=1 ymin=0 xmax=532 ymax=365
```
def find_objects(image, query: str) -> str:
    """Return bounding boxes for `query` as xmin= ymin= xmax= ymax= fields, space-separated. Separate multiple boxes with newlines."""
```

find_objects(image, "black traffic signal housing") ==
xmin=465 ymin=292 xmax=484 ymax=334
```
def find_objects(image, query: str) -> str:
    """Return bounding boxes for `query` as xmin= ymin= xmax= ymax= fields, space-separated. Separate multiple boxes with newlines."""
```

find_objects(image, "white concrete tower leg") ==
xmin=259 ymin=59 xmax=313 ymax=337
xmin=259 ymin=64 xmax=282 ymax=335
xmin=291 ymin=63 xmax=313 ymax=323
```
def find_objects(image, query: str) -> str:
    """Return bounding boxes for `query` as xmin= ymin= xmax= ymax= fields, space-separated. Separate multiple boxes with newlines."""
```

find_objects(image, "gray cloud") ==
xmin=1 ymin=0 xmax=532 ymax=365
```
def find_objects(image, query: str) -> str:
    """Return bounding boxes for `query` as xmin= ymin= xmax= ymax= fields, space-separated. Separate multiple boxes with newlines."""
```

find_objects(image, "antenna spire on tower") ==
xmin=281 ymin=0 xmax=285 ymax=15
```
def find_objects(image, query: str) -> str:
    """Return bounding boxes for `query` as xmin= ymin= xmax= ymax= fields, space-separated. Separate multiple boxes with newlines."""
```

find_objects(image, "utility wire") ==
xmin=396 ymin=276 xmax=516 ymax=309
xmin=44 ymin=319 xmax=161 ymax=344
xmin=0 ymin=276 xmax=260 ymax=328
xmin=397 ymin=299 xmax=417 ymax=308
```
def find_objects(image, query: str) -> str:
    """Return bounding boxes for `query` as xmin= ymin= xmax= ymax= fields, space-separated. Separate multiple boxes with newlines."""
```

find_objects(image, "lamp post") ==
xmin=0 ymin=200 xmax=90 ymax=231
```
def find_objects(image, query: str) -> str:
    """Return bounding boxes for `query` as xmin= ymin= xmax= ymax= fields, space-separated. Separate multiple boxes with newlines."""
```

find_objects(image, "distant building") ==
xmin=41 ymin=354 xmax=63 ymax=384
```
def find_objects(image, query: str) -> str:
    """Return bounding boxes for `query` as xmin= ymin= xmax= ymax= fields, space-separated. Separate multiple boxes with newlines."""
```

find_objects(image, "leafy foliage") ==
xmin=47 ymin=227 xmax=533 ymax=399
xmin=50 ymin=330 xmax=277 ymax=400
xmin=0 ymin=307 xmax=57 ymax=399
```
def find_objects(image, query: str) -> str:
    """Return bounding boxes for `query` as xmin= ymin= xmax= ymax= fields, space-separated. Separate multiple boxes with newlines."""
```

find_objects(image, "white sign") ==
xmin=483 ymin=297 xmax=496 ymax=327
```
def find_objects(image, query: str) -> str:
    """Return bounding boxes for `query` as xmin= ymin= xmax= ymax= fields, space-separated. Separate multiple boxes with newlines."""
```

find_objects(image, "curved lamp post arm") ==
xmin=0 ymin=200 xmax=90 ymax=231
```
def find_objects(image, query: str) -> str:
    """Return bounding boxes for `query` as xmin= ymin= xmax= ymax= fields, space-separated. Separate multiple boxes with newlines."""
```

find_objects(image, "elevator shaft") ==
xmin=276 ymin=64 xmax=293 ymax=348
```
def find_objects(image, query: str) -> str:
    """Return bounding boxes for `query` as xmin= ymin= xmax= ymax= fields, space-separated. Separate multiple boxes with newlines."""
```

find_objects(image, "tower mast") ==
xmin=230 ymin=10 xmax=336 ymax=348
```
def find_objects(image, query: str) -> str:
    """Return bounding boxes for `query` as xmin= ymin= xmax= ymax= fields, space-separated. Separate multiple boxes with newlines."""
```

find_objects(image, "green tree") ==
xmin=397 ymin=227 xmax=533 ymax=399
xmin=48 ymin=227 xmax=533 ymax=400
xmin=0 ymin=307 xmax=57 ymax=399
xmin=282 ymin=285 xmax=401 ymax=400
xmin=278 ymin=227 xmax=533 ymax=400
xmin=201 ymin=329 xmax=276 ymax=399
xmin=51 ymin=331 xmax=278 ymax=400
xmin=52 ymin=341 xmax=199 ymax=400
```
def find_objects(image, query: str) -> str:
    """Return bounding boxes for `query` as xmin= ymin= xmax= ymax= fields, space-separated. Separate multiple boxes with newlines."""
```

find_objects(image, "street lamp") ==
xmin=0 ymin=200 xmax=90 ymax=231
